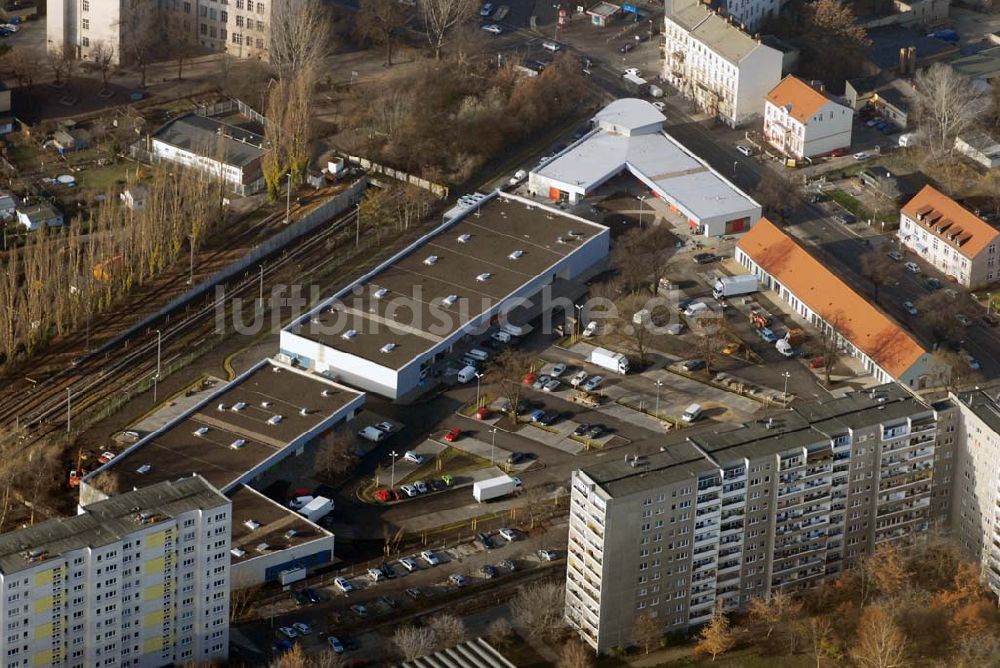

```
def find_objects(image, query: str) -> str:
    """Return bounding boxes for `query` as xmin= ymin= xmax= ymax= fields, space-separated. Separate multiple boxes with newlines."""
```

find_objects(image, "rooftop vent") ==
xmin=243 ymin=519 xmax=260 ymax=531
xmin=321 ymin=389 xmax=333 ymax=397
xmin=271 ymin=365 xmax=282 ymax=373
xmin=373 ymin=288 xmax=388 ymax=299
xmin=424 ymin=255 xmax=439 ymax=266
xmin=261 ymin=400 xmax=273 ymax=408
xmin=342 ymin=329 xmax=357 ymax=340
xmin=442 ymin=294 xmax=458 ymax=307
xmin=256 ymin=543 xmax=270 ymax=553
xmin=232 ymin=401 xmax=247 ymax=412
xmin=230 ymin=438 xmax=246 ymax=449
xmin=476 ymin=272 xmax=492 ymax=282
xmin=231 ymin=548 xmax=246 ymax=558
xmin=299 ymin=407 xmax=310 ymax=416
xmin=194 ymin=427 xmax=209 ymax=437
xmin=267 ymin=415 xmax=283 ymax=426
xmin=457 ymin=234 xmax=471 ymax=243
xmin=380 ymin=343 xmax=397 ymax=353
xmin=284 ymin=529 xmax=297 ymax=540
xmin=508 ymin=250 xmax=524 ymax=260
xmin=217 ymin=403 xmax=228 ymax=411
xmin=136 ymin=464 xmax=151 ymax=474
xmin=310 ymin=317 xmax=321 ymax=325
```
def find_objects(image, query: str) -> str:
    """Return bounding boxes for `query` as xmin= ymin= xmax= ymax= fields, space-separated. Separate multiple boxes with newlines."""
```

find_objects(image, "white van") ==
xmin=358 ymin=425 xmax=388 ymax=442
xmin=632 ymin=309 xmax=651 ymax=325
xmin=502 ymin=323 xmax=526 ymax=337
xmin=541 ymin=41 xmax=561 ymax=52
xmin=684 ymin=302 xmax=709 ymax=317
xmin=466 ymin=348 xmax=490 ymax=362
xmin=681 ymin=403 xmax=703 ymax=423
xmin=457 ymin=365 xmax=478 ymax=383
xmin=491 ymin=330 xmax=512 ymax=344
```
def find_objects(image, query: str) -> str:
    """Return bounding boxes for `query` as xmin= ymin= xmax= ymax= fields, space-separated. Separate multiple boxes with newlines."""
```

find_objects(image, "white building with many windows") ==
xmin=566 ymin=386 xmax=952 ymax=652
xmin=662 ymin=0 xmax=783 ymax=127
xmin=723 ymin=0 xmax=780 ymax=32
xmin=764 ymin=76 xmax=853 ymax=159
xmin=0 ymin=475 xmax=231 ymax=667
xmin=898 ymin=185 xmax=1000 ymax=289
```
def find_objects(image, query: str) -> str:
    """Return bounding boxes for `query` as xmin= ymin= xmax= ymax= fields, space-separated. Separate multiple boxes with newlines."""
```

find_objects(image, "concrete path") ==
xmin=126 ymin=375 xmax=227 ymax=438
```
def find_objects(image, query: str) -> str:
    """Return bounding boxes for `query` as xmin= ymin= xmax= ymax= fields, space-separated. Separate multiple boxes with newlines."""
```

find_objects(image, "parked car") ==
xmin=292 ymin=622 xmax=312 ymax=635
xmin=400 ymin=484 xmax=418 ymax=497
xmin=303 ymin=588 xmax=323 ymax=603
xmin=477 ymin=531 xmax=494 ymax=549
xmin=573 ymin=424 xmax=590 ymax=436
xmin=421 ymin=550 xmax=440 ymax=566
xmin=956 ymin=313 xmax=973 ymax=326
xmin=403 ymin=451 xmax=424 ymax=464
xmin=887 ymin=250 xmax=904 ymax=261
xmin=291 ymin=590 xmax=310 ymax=606
xmin=481 ymin=564 xmax=498 ymax=578
xmin=375 ymin=421 xmax=394 ymax=433
xmin=619 ymin=42 xmax=634 ymax=53
xmin=570 ymin=370 xmax=589 ymax=387
xmin=532 ymin=374 xmax=552 ymax=390
xmin=542 ymin=379 xmax=560 ymax=392
xmin=475 ymin=406 xmax=491 ymax=420
xmin=328 ymin=637 xmax=345 ymax=654
xmin=500 ymin=558 xmax=517 ymax=571
xmin=836 ymin=212 xmax=856 ymax=225
xmin=334 ymin=577 xmax=354 ymax=593
xmin=379 ymin=595 xmax=400 ymax=609
xmin=375 ymin=489 xmax=391 ymax=503
xmin=963 ymin=350 xmax=981 ymax=369
xmin=904 ymin=262 xmax=921 ymax=274
xmin=925 ymin=277 xmax=942 ymax=290
xmin=522 ymin=372 xmax=537 ymax=385
xmin=538 ymin=549 xmax=558 ymax=561
xmin=449 ymin=574 xmax=467 ymax=587
xmin=853 ymin=151 xmax=872 ymax=160
xmin=350 ymin=604 xmax=368 ymax=617
xmin=536 ymin=410 xmax=559 ymax=426
xmin=652 ymin=101 xmax=666 ymax=112
xmin=507 ymin=452 xmax=528 ymax=465
xmin=413 ymin=480 xmax=428 ymax=494
xmin=444 ymin=427 xmax=461 ymax=442
xmin=406 ymin=587 xmax=422 ymax=599
xmin=682 ymin=359 xmax=706 ymax=372
xmin=903 ymin=301 xmax=918 ymax=316
xmin=587 ymin=424 xmax=606 ymax=439
xmin=693 ymin=252 xmax=718 ymax=264
xmin=399 ymin=557 xmax=417 ymax=572
xmin=550 ymin=362 xmax=567 ymax=377
xmin=98 ymin=451 xmax=116 ymax=464
xmin=481 ymin=23 xmax=502 ymax=34
xmin=736 ymin=144 xmax=754 ymax=157
xmin=808 ymin=356 xmax=825 ymax=369
xmin=278 ymin=627 xmax=298 ymax=639
xmin=499 ymin=528 xmax=518 ymax=542
xmin=479 ymin=2 xmax=494 ymax=15
xmin=581 ymin=375 xmax=603 ymax=392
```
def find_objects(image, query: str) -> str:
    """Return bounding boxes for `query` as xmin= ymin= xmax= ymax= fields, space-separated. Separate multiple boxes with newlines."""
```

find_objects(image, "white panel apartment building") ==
xmin=898 ymin=185 xmax=1000 ymax=289
xmin=566 ymin=387 xmax=953 ymax=652
xmin=723 ymin=0 xmax=779 ymax=32
xmin=662 ymin=0 xmax=782 ymax=127
xmin=47 ymin=0 xmax=273 ymax=65
xmin=0 ymin=476 xmax=230 ymax=668
xmin=764 ymin=76 xmax=853 ymax=159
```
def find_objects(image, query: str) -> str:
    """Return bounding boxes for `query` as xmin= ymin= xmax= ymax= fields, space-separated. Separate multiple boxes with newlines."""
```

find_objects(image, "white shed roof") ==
xmin=593 ymin=98 xmax=666 ymax=134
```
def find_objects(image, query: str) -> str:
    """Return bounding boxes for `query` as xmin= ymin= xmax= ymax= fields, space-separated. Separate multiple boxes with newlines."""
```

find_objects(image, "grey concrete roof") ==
xmin=397 ymin=638 xmax=516 ymax=668
xmin=580 ymin=439 xmax=713 ymax=497
xmin=153 ymin=114 xmax=265 ymax=167
xmin=228 ymin=485 xmax=331 ymax=565
xmin=291 ymin=192 xmax=606 ymax=370
xmin=594 ymin=98 xmax=666 ymax=131
xmin=666 ymin=0 xmax=766 ymax=64
xmin=535 ymin=109 xmax=759 ymax=222
xmin=957 ymin=389 xmax=1000 ymax=435
xmin=0 ymin=476 xmax=227 ymax=576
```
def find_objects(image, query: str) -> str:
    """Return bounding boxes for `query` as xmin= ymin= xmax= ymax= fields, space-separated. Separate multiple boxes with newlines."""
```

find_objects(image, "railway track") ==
xmin=0 ymin=203 xmax=362 ymax=451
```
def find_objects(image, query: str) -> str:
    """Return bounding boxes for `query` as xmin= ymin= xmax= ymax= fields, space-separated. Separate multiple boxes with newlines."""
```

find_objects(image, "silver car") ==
xmin=582 ymin=375 xmax=604 ymax=392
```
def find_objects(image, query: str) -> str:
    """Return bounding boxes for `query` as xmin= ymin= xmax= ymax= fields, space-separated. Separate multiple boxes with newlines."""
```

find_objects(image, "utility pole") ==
xmin=188 ymin=235 xmax=195 ymax=285
xmin=389 ymin=450 xmax=398 ymax=488
xmin=489 ymin=428 xmax=498 ymax=465
xmin=285 ymin=173 xmax=292 ymax=224
xmin=155 ymin=329 xmax=162 ymax=379
xmin=258 ymin=264 xmax=264 ymax=309
xmin=355 ymin=203 xmax=361 ymax=247
xmin=66 ymin=388 xmax=71 ymax=433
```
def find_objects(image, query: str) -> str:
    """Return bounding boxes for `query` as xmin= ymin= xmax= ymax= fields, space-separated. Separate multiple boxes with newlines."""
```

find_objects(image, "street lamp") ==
xmin=389 ymin=450 xmax=399 ymax=487
xmin=355 ymin=203 xmax=361 ymax=248
xmin=187 ymin=234 xmax=195 ymax=285
xmin=655 ymin=378 xmax=663 ymax=418
xmin=284 ymin=173 xmax=292 ymax=224
xmin=732 ymin=160 xmax=738 ymax=178
xmin=66 ymin=388 xmax=71 ymax=434
xmin=781 ymin=371 xmax=791 ymax=403
xmin=258 ymin=264 xmax=264 ymax=311
xmin=489 ymin=427 xmax=498 ymax=465
xmin=475 ymin=372 xmax=484 ymax=408
xmin=638 ymin=195 xmax=647 ymax=229
xmin=574 ymin=304 xmax=584 ymax=340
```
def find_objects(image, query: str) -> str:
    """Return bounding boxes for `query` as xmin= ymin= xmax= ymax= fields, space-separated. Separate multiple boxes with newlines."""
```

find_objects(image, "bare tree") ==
xmin=916 ymin=292 xmax=970 ymax=346
xmin=850 ymin=605 xmax=907 ymax=668
xmin=127 ymin=24 xmax=158 ymax=89
xmin=615 ymin=293 xmax=654 ymax=366
xmin=485 ymin=617 xmax=513 ymax=648
xmin=427 ymin=613 xmax=467 ymax=650
xmin=269 ymin=0 xmax=332 ymax=77
xmin=510 ymin=581 xmax=566 ymax=641
xmin=753 ymin=171 xmax=799 ymax=220
xmin=165 ymin=15 xmax=193 ymax=80
xmin=47 ymin=44 xmax=69 ymax=85
xmin=632 ymin=612 xmax=661 ymax=655
xmin=695 ymin=603 xmax=736 ymax=661
xmin=91 ymin=40 xmax=115 ymax=90
xmin=418 ymin=0 xmax=476 ymax=60
xmin=269 ymin=643 xmax=307 ymax=668
xmin=355 ymin=0 xmax=408 ymax=66
xmin=313 ymin=429 xmax=357 ymax=481
xmin=487 ymin=348 xmax=535 ymax=420
xmin=796 ymin=616 xmax=841 ymax=668
xmin=799 ymin=0 xmax=870 ymax=84
xmin=859 ymin=250 xmax=898 ymax=303
xmin=914 ymin=64 xmax=986 ymax=160
xmin=748 ymin=590 xmax=802 ymax=641
xmin=813 ymin=309 xmax=848 ymax=385
xmin=860 ymin=541 xmax=908 ymax=605
xmin=2 ymin=48 xmax=35 ymax=86
xmin=557 ymin=639 xmax=594 ymax=668
xmin=392 ymin=625 xmax=436 ymax=660
xmin=229 ymin=584 xmax=263 ymax=622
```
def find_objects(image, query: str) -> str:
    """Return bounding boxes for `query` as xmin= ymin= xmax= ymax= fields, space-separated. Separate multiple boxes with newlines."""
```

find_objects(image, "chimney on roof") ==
xmin=907 ymin=46 xmax=916 ymax=74
xmin=898 ymin=48 xmax=908 ymax=76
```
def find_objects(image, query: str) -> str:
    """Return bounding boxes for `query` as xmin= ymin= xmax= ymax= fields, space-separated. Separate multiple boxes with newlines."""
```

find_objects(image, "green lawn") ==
xmin=397 ymin=447 xmax=491 ymax=486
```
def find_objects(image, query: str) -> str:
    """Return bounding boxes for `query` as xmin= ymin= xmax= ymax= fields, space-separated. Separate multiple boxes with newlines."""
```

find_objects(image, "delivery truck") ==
xmin=473 ymin=475 xmax=517 ymax=502
xmin=590 ymin=347 xmax=630 ymax=374
xmin=712 ymin=274 xmax=758 ymax=300
xmin=299 ymin=496 xmax=334 ymax=522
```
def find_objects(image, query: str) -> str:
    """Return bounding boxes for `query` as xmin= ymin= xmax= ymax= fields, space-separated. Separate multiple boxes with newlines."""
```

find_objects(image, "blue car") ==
xmin=480 ymin=2 xmax=493 ymax=15
xmin=273 ymin=639 xmax=293 ymax=654
xmin=758 ymin=327 xmax=779 ymax=343
xmin=528 ymin=409 xmax=546 ymax=423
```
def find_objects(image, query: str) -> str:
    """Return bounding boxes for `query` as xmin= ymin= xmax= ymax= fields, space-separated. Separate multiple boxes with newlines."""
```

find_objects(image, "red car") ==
xmin=374 ymin=489 xmax=391 ymax=503
xmin=522 ymin=372 xmax=537 ymax=385
xmin=444 ymin=427 xmax=461 ymax=442
xmin=808 ymin=356 xmax=824 ymax=369
xmin=475 ymin=407 xmax=491 ymax=420
xmin=829 ymin=148 xmax=846 ymax=157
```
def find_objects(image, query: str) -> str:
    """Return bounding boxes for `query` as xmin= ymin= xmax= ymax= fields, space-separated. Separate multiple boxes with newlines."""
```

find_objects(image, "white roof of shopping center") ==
xmin=533 ymin=100 xmax=758 ymax=222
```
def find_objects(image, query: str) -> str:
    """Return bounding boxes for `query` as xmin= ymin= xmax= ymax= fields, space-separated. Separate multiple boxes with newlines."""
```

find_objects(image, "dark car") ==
xmin=925 ymin=277 xmax=942 ymax=291
xmin=477 ymin=531 xmax=494 ymax=549
xmin=379 ymin=595 xmax=399 ymax=609
xmin=507 ymin=452 xmax=528 ymax=465
xmin=428 ymin=478 xmax=444 ymax=491
xmin=693 ymin=252 xmax=718 ymax=264
xmin=836 ymin=212 xmax=856 ymax=225
xmin=291 ymin=591 xmax=311 ymax=606
xmin=619 ymin=42 xmax=634 ymax=53
xmin=481 ymin=564 xmax=498 ymax=578
xmin=573 ymin=424 xmax=590 ymax=436
xmin=537 ymin=410 xmax=560 ymax=426
xmin=303 ymin=588 xmax=323 ymax=603
xmin=587 ymin=424 xmax=606 ymax=438
xmin=683 ymin=359 xmax=706 ymax=372
xmin=678 ymin=298 xmax=695 ymax=311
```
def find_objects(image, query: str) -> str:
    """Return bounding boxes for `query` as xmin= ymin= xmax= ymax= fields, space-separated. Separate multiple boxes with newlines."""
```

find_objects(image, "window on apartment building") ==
xmin=232 ymin=33 xmax=242 ymax=44
xmin=236 ymin=15 xmax=243 ymax=26
xmin=184 ymin=1 xmax=191 ymax=11
xmin=236 ymin=0 xmax=243 ymax=7
xmin=82 ymin=0 xmax=89 ymax=9
xmin=257 ymin=1 xmax=264 ymax=12
xmin=199 ymin=6 xmax=207 ymax=16
xmin=81 ymin=18 xmax=90 ymax=29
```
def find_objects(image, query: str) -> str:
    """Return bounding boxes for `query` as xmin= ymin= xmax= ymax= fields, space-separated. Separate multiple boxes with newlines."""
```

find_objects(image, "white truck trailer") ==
xmin=473 ymin=475 xmax=517 ymax=502
xmin=299 ymin=496 xmax=334 ymax=522
xmin=712 ymin=274 xmax=758 ymax=300
xmin=590 ymin=347 xmax=630 ymax=374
